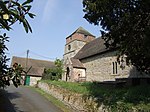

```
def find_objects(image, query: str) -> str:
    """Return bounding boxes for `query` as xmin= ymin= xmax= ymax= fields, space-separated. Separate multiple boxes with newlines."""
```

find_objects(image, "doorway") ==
xmin=25 ymin=75 xmax=30 ymax=86
xmin=66 ymin=67 xmax=70 ymax=81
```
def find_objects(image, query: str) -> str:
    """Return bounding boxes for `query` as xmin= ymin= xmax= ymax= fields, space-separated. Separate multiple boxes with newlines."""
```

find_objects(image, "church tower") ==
xmin=63 ymin=27 xmax=95 ymax=61
xmin=63 ymin=27 xmax=95 ymax=81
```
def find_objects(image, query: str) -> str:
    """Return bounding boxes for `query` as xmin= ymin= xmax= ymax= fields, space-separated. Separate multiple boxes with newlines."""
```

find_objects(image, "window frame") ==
xmin=112 ymin=61 xmax=118 ymax=75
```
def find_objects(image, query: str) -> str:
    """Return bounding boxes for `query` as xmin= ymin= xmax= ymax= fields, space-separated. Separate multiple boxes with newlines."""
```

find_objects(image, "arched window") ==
xmin=68 ymin=45 xmax=71 ymax=50
xmin=112 ymin=62 xmax=118 ymax=74
xmin=84 ymin=35 xmax=87 ymax=38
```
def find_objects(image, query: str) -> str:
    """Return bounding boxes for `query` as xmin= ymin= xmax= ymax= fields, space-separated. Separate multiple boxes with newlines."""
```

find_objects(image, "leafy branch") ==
xmin=0 ymin=0 xmax=35 ymax=88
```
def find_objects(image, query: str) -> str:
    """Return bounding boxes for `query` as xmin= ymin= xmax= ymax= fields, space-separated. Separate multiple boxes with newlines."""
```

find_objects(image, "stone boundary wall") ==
xmin=37 ymin=82 xmax=106 ymax=112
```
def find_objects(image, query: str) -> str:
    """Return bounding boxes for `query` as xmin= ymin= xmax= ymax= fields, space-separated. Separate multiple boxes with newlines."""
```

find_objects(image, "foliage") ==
xmin=83 ymin=0 xmax=150 ymax=74
xmin=8 ymin=63 xmax=25 ymax=87
xmin=42 ymin=68 xmax=61 ymax=81
xmin=0 ymin=0 xmax=35 ymax=88
xmin=40 ymin=80 xmax=150 ymax=111
xmin=0 ymin=33 xmax=9 ymax=88
xmin=0 ymin=0 xmax=35 ymax=32
xmin=42 ymin=59 xmax=63 ymax=81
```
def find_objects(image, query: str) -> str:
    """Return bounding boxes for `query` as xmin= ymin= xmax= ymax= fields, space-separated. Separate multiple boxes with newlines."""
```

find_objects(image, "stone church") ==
xmin=62 ymin=27 xmax=149 ymax=83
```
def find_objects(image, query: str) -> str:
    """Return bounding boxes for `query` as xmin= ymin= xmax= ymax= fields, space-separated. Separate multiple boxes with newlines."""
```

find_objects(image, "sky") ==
xmin=6 ymin=0 xmax=101 ymax=64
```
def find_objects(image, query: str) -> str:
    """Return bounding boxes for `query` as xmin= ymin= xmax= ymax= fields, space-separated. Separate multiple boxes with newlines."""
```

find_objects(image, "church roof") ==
xmin=66 ymin=26 xmax=95 ymax=38
xmin=70 ymin=58 xmax=85 ymax=69
xmin=74 ymin=37 xmax=111 ymax=59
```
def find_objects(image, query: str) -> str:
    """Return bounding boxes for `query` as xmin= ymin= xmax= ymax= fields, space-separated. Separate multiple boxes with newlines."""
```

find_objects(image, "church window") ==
xmin=84 ymin=35 xmax=87 ymax=38
xmin=70 ymin=36 xmax=72 ymax=40
xmin=113 ymin=62 xmax=115 ymax=74
xmin=115 ymin=62 xmax=118 ymax=74
xmin=112 ymin=62 xmax=118 ymax=74
xmin=68 ymin=45 xmax=71 ymax=50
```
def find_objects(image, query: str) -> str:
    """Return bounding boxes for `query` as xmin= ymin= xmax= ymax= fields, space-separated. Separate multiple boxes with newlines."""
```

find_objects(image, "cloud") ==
xmin=41 ymin=0 xmax=57 ymax=24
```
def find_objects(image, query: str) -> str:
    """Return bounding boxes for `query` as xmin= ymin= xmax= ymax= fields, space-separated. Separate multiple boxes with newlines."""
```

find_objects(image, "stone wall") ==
xmin=63 ymin=40 xmax=87 ymax=82
xmin=64 ymin=40 xmax=86 ymax=57
xmin=37 ymin=82 xmax=107 ymax=112
xmin=66 ymin=33 xmax=95 ymax=44
xmin=72 ymin=68 xmax=86 ymax=82
xmin=81 ymin=51 xmax=134 ymax=82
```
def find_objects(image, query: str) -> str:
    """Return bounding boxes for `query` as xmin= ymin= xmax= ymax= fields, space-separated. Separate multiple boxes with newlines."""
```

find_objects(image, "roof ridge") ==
xmin=12 ymin=56 xmax=54 ymax=63
xmin=75 ymin=26 xmax=95 ymax=36
xmin=66 ymin=26 xmax=95 ymax=38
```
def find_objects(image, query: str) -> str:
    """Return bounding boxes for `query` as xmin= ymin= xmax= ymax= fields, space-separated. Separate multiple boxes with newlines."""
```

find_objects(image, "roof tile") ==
xmin=74 ymin=37 xmax=109 ymax=59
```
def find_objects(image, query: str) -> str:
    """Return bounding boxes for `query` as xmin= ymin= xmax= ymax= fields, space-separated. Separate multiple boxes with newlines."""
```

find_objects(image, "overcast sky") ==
xmin=6 ymin=0 xmax=101 ymax=64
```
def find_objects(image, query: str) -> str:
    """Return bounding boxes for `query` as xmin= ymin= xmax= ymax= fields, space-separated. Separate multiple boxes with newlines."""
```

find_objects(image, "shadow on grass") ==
xmin=81 ymin=82 xmax=150 ymax=111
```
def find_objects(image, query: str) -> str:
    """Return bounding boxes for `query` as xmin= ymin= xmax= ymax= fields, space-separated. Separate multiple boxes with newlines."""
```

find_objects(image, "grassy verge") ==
xmin=40 ymin=80 xmax=150 ymax=111
xmin=29 ymin=86 xmax=72 ymax=112
xmin=40 ymin=80 xmax=90 ymax=94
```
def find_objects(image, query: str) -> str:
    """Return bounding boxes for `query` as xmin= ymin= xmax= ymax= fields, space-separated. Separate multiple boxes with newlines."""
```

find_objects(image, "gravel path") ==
xmin=4 ymin=85 xmax=63 ymax=112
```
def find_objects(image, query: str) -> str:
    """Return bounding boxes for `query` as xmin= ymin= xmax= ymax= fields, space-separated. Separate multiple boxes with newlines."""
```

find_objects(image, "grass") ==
xmin=41 ymin=80 xmax=88 ymax=94
xmin=40 ymin=80 xmax=150 ymax=111
xmin=40 ymin=80 xmax=112 ymax=96
xmin=29 ymin=86 xmax=72 ymax=112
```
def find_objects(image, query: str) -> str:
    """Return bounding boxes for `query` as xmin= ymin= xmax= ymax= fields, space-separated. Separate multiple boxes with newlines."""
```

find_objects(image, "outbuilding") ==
xmin=11 ymin=56 xmax=55 ymax=86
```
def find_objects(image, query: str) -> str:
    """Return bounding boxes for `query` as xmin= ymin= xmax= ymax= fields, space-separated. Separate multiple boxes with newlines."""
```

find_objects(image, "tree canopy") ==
xmin=83 ymin=0 xmax=150 ymax=74
xmin=0 ymin=0 xmax=35 ymax=88
xmin=42 ymin=59 xmax=63 ymax=81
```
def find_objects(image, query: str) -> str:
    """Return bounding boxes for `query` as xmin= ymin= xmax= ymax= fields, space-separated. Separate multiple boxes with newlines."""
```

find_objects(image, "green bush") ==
xmin=42 ymin=68 xmax=62 ymax=81
xmin=42 ymin=59 xmax=63 ymax=81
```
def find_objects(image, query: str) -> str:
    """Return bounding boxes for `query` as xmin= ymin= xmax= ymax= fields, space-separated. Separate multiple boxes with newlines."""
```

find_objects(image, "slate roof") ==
xmin=67 ymin=26 xmax=95 ymax=38
xmin=70 ymin=58 xmax=85 ymax=69
xmin=74 ymin=37 xmax=110 ymax=59
xmin=27 ymin=67 xmax=44 ymax=77
xmin=11 ymin=56 xmax=55 ymax=77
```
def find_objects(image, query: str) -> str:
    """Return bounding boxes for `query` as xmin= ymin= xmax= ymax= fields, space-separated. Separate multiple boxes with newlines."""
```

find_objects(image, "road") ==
xmin=4 ymin=85 xmax=63 ymax=112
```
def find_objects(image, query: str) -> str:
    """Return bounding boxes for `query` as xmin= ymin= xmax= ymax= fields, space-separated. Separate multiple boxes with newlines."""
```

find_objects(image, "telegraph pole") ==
xmin=26 ymin=50 xmax=29 ymax=71
xmin=24 ymin=50 xmax=29 ymax=85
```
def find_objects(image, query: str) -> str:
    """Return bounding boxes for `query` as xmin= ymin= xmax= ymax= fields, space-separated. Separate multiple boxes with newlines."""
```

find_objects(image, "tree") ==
xmin=54 ymin=58 xmax=63 ymax=79
xmin=0 ymin=0 xmax=35 ymax=88
xmin=42 ymin=59 xmax=63 ymax=81
xmin=83 ymin=0 xmax=150 ymax=74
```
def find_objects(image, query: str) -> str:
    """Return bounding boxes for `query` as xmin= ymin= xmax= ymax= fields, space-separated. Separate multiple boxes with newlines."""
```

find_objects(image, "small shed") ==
xmin=11 ymin=56 xmax=55 ymax=86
